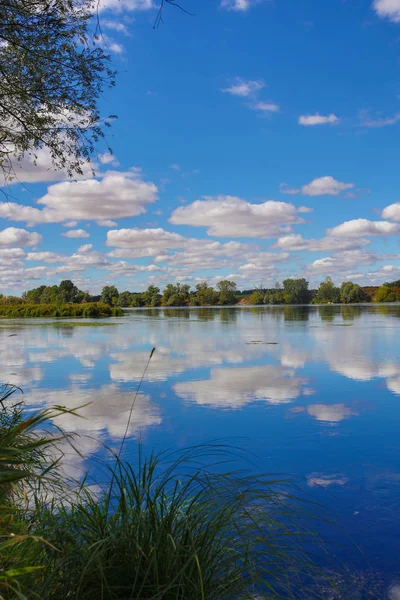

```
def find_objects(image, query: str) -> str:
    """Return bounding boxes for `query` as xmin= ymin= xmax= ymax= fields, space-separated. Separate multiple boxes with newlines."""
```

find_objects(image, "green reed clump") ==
xmin=0 ymin=388 xmax=338 ymax=599
xmin=11 ymin=447 xmax=334 ymax=600
xmin=0 ymin=302 xmax=123 ymax=318
xmin=0 ymin=385 xmax=80 ymax=598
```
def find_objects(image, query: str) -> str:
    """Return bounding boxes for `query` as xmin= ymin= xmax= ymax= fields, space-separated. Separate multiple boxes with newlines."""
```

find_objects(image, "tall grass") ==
xmin=0 ymin=387 xmax=339 ymax=599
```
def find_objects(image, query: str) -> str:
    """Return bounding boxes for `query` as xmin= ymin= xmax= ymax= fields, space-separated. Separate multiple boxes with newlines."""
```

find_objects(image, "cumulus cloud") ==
xmin=281 ymin=176 xmax=354 ymax=197
xmin=62 ymin=229 xmax=90 ymax=239
xmin=169 ymin=196 xmax=305 ymax=238
xmin=0 ymin=172 xmax=158 ymax=226
xmin=306 ymin=250 xmax=400 ymax=273
xmin=298 ymin=114 xmax=339 ymax=126
xmin=382 ymin=202 xmax=400 ymax=221
xmin=273 ymin=234 xmax=370 ymax=252
xmin=98 ymin=152 xmax=119 ymax=166
xmin=327 ymin=219 xmax=400 ymax=237
xmin=222 ymin=78 xmax=265 ymax=97
xmin=373 ymin=0 xmax=400 ymax=23
xmin=0 ymin=227 xmax=42 ymax=248
xmin=26 ymin=252 xmax=64 ymax=263
xmin=0 ymin=147 xmax=95 ymax=186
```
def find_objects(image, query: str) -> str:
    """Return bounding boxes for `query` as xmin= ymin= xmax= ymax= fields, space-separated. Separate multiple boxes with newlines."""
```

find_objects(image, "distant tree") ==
xmin=195 ymin=283 xmax=219 ymax=306
xmin=59 ymin=280 xmax=79 ymax=303
xmin=117 ymin=291 xmax=133 ymax=307
xmin=248 ymin=290 xmax=264 ymax=305
xmin=101 ymin=285 xmax=119 ymax=306
xmin=312 ymin=277 xmax=340 ymax=304
xmin=282 ymin=278 xmax=309 ymax=304
xmin=141 ymin=286 xmax=161 ymax=307
xmin=161 ymin=283 xmax=191 ymax=306
xmin=217 ymin=280 xmax=237 ymax=305
xmin=340 ymin=281 xmax=369 ymax=304
xmin=374 ymin=284 xmax=400 ymax=303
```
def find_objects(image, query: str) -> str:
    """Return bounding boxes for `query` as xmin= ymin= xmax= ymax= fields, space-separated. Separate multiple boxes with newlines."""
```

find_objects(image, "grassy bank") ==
xmin=0 ymin=386 xmax=339 ymax=599
xmin=0 ymin=302 xmax=123 ymax=318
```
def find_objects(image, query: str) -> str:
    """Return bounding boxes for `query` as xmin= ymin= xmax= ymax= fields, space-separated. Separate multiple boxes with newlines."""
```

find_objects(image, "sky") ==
xmin=2 ymin=0 xmax=400 ymax=294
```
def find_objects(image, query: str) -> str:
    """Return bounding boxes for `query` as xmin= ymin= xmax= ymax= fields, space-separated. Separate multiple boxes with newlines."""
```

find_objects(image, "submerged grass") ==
xmin=0 ymin=303 xmax=123 ymax=319
xmin=0 ymin=386 xmax=342 ymax=599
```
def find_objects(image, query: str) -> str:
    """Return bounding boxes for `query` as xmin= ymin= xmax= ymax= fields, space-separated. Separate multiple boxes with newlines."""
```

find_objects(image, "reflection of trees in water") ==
xmin=217 ymin=308 xmax=237 ymax=324
xmin=196 ymin=308 xmax=217 ymax=322
xmin=163 ymin=309 xmax=190 ymax=319
xmin=55 ymin=325 xmax=75 ymax=338
xmin=283 ymin=306 xmax=310 ymax=322
xmin=317 ymin=306 xmax=336 ymax=322
xmin=340 ymin=305 xmax=362 ymax=321
xmin=376 ymin=305 xmax=400 ymax=319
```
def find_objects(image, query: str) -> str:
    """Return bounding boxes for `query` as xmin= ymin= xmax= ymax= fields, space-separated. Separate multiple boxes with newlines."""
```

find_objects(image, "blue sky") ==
xmin=2 ymin=0 xmax=400 ymax=294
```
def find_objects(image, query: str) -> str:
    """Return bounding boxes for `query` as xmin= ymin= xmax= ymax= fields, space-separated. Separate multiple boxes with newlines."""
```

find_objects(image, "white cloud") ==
xmin=169 ymin=196 xmax=305 ymax=238
xmin=97 ymin=219 xmax=117 ymax=227
xmin=0 ymin=227 xmax=42 ymax=248
xmin=62 ymin=229 xmax=90 ymax=239
xmin=281 ymin=176 xmax=354 ymax=197
xmin=169 ymin=163 xmax=181 ymax=171
xmin=27 ymin=252 xmax=64 ymax=263
xmin=273 ymin=234 xmax=370 ymax=252
xmin=0 ymin=172 xmax=158 ymax=226
xmin=98 ymin=152 xmax=119 ymax=166
xmin=328 ymin=218 xmax=400 ymax=237
xmin=77 ymin=244 xmax=93 ymax=253
xmin=360 ymin=111 xmax=400 ymax=127
xmin=220 ymin=0 xmax=263 ymax=11
xmin=298 ymin=114 xmax=339 ymax=126
xmin=382 ymin=202 xmax=400 ymax=221
xmin=107 ymin=228 xmax=186 ymax=256
xmin=0 ymin=147 xmax=95 ymax=186
xmin=222 ymin=78 xmax=265 ymax=97
xmin=251 ymin=101 xmax=280 ymax=113
xmin=307 ymin=250 xmax=394 ymax=274
xmin=97 ymin=0 xmax=153 ymax=12
xmin=373 ymin=0 xmax=400 ymax=23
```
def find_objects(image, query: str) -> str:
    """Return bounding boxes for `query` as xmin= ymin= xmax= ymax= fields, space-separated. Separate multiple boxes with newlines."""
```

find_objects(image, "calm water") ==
xmin=2 ymin=304 xmax=400 ymax=592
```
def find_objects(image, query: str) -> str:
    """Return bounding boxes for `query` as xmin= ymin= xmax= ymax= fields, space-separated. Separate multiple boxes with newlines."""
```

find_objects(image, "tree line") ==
xmin=2 ymin=277 xmax=400 ymax=308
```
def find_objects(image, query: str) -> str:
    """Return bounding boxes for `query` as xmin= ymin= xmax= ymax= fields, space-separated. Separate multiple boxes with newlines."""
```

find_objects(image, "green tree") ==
xmin=340 ymin=282 xmax=369 ymax=304
xmin=101 ymin=286 xmax=119 ymax=306
xmin=248 ymin=290 xmax=264 ymax=305
xmin=195 ymin=283 xmax=219 ymax=306
xmin=161 ymin=283 xmax=191 ymax=306
xmin=141 ymin=286 xmax=161 ymax=307
xmin=117 ymin=291 xmax=133 ymax=307
xmin=282 ymin=279 xmax=309 ymax=304
xmin=0 ymin=0 xmax=115 ymax=182
xmin=58 ymin=280 xmax=78 ymax=303
xmin=312 ymin=277 xmax=340 ymax=304
xmin=217 ymin=280 xmax=237 ymax=305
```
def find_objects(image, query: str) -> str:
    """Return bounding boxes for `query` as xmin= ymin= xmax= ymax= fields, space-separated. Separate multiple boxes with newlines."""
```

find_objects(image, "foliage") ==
xmin=282 ymin=279 xmax=310 ymax=305
xmin=340 ymin=282 xmax=369 ymax=304
xmin=0 ymin=302 xmax=122 ymax=318
xmin=22 ymin=281 xmax=93 ymax=305
xmin=193 ymin=282 xmax=220 ymax=306
xmin=141 ymin=285 xmax=161 ymax=307
xmin=0 ymin=0 xmax=115 ymax=183
xmin=217 ymin=280 xmax=237 ymax=305
xmin=161 ymin=283 xmax=191 ymax=306
xmin=100 ymin=285 xmax=119 ymax=306
xmin=312 ymin=277 xmax=340 ymax=304
xmin=374 ymin=283 xmax=400 ymax=303
xmin=248 ymin=289 xmax=264 ymax=305
xmin=9 ymin=448 xmax=334 ymax=600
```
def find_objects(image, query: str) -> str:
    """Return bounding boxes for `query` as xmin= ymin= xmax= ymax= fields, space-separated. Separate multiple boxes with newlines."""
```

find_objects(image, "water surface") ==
xmin=2 ymin=305 xmax=400 ymax=592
